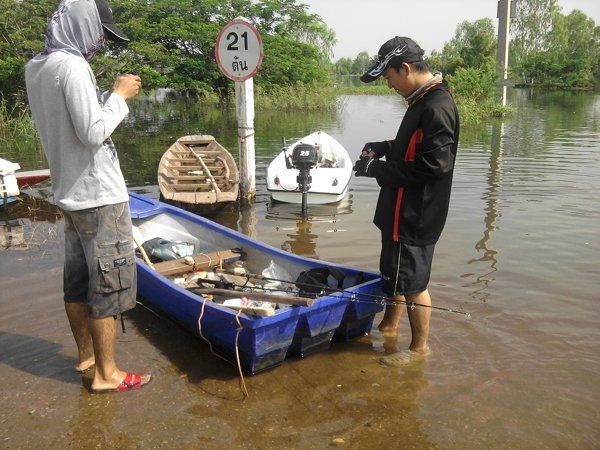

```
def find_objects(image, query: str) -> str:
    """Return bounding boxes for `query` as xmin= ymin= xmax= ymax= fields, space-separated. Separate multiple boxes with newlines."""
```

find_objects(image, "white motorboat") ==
xmin=266 ymin=131 xmax=352 ymax=205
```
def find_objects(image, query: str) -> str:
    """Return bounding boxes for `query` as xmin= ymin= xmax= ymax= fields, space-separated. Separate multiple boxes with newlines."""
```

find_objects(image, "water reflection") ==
xmin=467 ymin=120 xmax=504 ymax=301
xmin=278 ymin=219 xmax=319 ymax=259
xmin=265 ymin=196 xmax=353 ymax=259
xmin=265 ymin=195 xmax=353 ymax=220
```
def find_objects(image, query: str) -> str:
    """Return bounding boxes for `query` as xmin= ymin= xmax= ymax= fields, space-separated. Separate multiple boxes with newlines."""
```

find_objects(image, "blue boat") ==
xmin=129 ymin=193 xmax=384 ymax=375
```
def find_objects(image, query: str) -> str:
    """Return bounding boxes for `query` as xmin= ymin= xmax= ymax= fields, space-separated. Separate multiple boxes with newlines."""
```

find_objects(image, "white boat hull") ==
xmin=270 ymin=189 xmax=347 ymax=204
xmin=266 ymin=131 xmax=352 ymax=205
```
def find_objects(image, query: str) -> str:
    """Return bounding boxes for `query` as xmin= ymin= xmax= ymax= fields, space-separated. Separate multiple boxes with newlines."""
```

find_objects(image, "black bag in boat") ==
xmin=140 ymin=237 xmax=195 ymax=262
xmin=295 ymin=266 xmax=346 ymax=295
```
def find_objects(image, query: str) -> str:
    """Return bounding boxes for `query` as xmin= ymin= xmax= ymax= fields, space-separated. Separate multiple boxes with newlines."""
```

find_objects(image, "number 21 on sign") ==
xmin=215 ymin=19 xmax=263 ymax=82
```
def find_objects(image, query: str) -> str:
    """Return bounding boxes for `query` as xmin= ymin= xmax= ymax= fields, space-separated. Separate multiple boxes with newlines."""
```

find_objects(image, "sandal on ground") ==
xmin=91 ymin=372 xmax=152 ymax=394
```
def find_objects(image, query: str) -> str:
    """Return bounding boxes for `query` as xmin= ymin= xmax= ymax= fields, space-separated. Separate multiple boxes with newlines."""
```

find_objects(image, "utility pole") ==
xmin=496 ymin=0 xmax=513 ymax=106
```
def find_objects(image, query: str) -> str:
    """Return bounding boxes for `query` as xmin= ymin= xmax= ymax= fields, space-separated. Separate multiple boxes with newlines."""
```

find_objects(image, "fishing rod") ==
xmin=211 ymin=268 xmax=471 ymax=318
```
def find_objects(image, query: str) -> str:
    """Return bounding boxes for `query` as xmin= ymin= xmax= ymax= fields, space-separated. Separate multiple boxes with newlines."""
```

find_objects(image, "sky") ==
xmin=299 ymin=0 xmax=600 ymax=60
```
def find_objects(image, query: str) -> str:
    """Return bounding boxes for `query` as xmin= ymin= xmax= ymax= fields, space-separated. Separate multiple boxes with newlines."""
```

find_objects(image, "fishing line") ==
xmin=210 ymin=269 xmax=471 ymax=318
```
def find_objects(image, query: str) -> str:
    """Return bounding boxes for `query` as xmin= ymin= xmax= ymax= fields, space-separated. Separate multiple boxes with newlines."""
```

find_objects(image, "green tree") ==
xmin=351 ymin=51 xmax=372 ymax=76
xmin=547 ymin=10 xmax=597 ymax=86
xmin=511 ymin=1 xmax=598 ymax=88
xmin=257 ymin=34 xmax=330 ymax=90
xmin=0 ymin=0 xmax=56 ymax=110
xmin=431 ymin=18 xmax=497 ymax=76
xmin=422 ymin=18 xmax=507 ymax=121
xmin=332 ymin=51 xmax=370 ymax=76
xmin=0 ymin=0 xmax=336 ymax=105
xmin=333 ymin=57 xmax=353 ymax=76
xmin=510 ymin=0 xmax=559 ymax=65
xmin=251 ymin=0 xmax=336 ymax=60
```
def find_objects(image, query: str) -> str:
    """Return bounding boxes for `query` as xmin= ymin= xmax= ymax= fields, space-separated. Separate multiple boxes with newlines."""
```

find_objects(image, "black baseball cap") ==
xmin=360 ymin=36 xmax=425 ymax=83
xmin=95 ymin=0 xmax=130 ymax=42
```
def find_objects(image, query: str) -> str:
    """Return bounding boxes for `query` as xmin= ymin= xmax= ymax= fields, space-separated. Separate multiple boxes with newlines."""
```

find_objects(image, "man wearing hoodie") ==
xmin=25 ymin=0 xmax=151 ymax=392
xmin=354 ymin=36 xmax=460 ymax=362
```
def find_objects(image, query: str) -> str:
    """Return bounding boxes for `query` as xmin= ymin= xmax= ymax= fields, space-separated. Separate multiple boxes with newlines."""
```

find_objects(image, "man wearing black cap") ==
xmin=354 ymin=36 xmax=460 ymax=361
xmin=25 ymin=0 xmax=151 ymax=392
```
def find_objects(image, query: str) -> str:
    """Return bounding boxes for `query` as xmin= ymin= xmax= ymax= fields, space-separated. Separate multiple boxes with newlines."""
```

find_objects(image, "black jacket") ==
xmin=368 ymin=82 xmax=460 ymax=245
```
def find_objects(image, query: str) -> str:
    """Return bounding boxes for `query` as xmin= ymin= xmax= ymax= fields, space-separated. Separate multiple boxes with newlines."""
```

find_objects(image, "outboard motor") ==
xmin=291 ymin=143 xmax=318 ymax=215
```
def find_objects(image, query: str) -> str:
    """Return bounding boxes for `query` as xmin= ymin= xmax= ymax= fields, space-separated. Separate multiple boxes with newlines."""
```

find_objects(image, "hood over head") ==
xmin=44 ymin=0 xmax=105 ymax=60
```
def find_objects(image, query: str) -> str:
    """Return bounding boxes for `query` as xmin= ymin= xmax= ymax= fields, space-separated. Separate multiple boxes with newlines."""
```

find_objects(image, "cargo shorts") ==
xmin=62 ymin=202 xmax=137 ymax=318
xmin=379 ymin=235 xmax=435 ymax=296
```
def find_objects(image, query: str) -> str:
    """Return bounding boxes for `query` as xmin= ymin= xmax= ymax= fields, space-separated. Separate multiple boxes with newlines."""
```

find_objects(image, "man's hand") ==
xmin=112 ymin=74 xmax=142 ymax=100
xmin=353 ymin=154 xmax=374 ymax=177
xmin=362 ymin=141 xmax=391 ymax=159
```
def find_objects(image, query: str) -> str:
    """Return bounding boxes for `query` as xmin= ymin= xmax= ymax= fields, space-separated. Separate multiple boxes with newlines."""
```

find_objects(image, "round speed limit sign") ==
xmin=215 ymin=19 xmax=263 ymax=82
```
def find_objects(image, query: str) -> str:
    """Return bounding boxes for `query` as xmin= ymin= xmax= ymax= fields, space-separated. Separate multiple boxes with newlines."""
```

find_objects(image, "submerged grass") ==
xmin=333 ymin=80 xmax=513 ymax=122
xmin=255 ymin=84 xmax=341 ymax=111
xmin=456 ymin=97 xmax=513 ymax=123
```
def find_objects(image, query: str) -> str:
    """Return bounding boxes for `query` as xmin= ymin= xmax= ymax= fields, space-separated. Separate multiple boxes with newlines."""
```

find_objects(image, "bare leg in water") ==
xmin=65 ymin=302 xmax=95 ymax=372
xmin=379 ymin=289 xmax=432 ymax=366
xmin=406 ymin=289 xmax=431 ymax=356
xmin=377 ymin=298 xmax=405 ymax=337
xmin=65 ymin=301 xmax=151 ymax=390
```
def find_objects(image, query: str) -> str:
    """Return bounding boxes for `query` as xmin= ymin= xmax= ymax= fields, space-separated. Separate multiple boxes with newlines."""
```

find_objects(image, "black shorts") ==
xmin=379 ymin=236 xmax=435 ymax=296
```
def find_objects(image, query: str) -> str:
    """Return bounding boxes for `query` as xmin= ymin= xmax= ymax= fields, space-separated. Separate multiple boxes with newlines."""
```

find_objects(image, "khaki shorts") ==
xmin=62 ymin=202 xmax=137 ymax=318
xmin=379 ymin=236 xmax=435 ymax=296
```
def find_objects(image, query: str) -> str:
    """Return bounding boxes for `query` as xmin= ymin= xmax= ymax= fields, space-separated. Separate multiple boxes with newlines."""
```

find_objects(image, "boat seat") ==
xmin=152 ymin=248 xmax=242 ymax=276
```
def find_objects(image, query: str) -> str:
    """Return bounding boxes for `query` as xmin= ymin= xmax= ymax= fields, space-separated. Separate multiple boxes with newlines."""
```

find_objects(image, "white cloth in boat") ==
xmin=316 ymin=144 xmax=338 ymax=168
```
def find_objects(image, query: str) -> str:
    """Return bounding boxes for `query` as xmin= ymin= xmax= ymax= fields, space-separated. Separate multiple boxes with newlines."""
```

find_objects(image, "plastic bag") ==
xmin=262 ymin=260 xmax=292 ymax=290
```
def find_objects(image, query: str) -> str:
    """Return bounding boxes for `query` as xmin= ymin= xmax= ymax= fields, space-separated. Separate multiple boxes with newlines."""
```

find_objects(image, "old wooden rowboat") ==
xmin=129 ymin=193 xmax=384 ymax=375
xmin=158 ymin=135 xmax=239 ymax=213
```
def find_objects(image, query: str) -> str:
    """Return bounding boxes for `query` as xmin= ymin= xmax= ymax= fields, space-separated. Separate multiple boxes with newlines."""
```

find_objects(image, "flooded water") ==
xmin=1 ymin=91 xmax=599 ymax=448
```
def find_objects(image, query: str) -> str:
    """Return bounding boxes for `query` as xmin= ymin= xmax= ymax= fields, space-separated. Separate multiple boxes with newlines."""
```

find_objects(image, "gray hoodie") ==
xmin=25 ymin=0 xmax=129 ymax=211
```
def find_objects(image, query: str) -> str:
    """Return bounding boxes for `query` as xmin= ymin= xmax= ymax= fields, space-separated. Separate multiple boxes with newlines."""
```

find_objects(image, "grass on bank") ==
xmin=0 ymin=99 xmax=38 ymax=140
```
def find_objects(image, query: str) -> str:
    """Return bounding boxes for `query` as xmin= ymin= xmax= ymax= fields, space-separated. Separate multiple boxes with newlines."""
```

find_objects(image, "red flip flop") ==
xmin=91 ymin=372 xmax=152 ymax=394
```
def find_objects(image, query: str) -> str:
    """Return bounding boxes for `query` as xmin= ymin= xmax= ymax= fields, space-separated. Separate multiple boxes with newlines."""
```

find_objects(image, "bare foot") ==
xmin=377 ymin=323 xmax=399 ymax=338
xmin=74 ymin=358 xmax=95 ymax=373
xmin=379 ymin=347 xmax=430 ymax=367
xmin=91 ymin=371 xmax=152 ymax=393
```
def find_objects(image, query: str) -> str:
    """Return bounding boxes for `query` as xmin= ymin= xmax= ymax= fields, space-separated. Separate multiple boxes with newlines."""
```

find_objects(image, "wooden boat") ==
xmin=129 ymin=192 xmax=384 ymax=375
xmin=266 ymin=131 xmax=353 ymax=205
xmin=158 ymin=135 xmax=239 ymax=213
